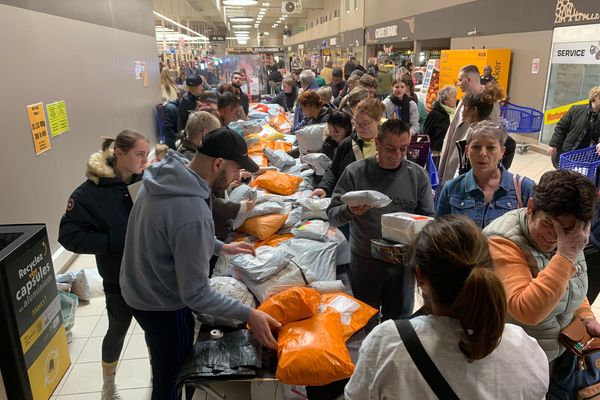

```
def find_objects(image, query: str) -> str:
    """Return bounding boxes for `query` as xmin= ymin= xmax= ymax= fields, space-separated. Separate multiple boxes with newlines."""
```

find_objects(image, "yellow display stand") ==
xmin=439 ymin=49 xmax=511 ymax=98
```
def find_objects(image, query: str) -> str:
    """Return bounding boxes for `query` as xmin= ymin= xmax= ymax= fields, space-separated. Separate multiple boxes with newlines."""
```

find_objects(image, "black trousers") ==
xmin=131 ymin=307 xmax=194 ymax=400
xmin=584 ymin=242 xmax=600 ymax=304
xmin=350 ymin=252 xmax=415 ymax=332
xmin=102 ymin=291 xmax=134 ymax=363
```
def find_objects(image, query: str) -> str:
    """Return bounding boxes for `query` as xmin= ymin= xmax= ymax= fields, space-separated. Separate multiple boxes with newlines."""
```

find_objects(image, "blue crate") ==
xmin=500 ymin=102 xmax=543 ymax=134
xmin=558 ymin=146 xmax=600 ymax=180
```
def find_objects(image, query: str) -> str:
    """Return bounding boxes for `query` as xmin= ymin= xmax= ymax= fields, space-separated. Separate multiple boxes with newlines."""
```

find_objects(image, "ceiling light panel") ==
xmin=223 ymin=0 xmax=258 ymax=6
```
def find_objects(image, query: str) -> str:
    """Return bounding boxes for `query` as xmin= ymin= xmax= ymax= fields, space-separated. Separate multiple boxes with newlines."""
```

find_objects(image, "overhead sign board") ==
xmin=374 ymin=25 xmax=398 ymax=39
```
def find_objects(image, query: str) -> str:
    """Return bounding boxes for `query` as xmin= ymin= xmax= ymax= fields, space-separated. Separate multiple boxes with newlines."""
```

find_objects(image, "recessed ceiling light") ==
xmin=233 ymin=24 xmax=252 ymax=28
xmin=223 ymin=0 xmax=258 ymax=5
xmin=263 ymin=32 xmax=270 ymax=35
xmin=230 ymin=17 xmax=254 ymax=22
xmin=262 ymin=2 xmax=270 ymax=5
xmin=234 ymin=30 xmax=250 ymax=34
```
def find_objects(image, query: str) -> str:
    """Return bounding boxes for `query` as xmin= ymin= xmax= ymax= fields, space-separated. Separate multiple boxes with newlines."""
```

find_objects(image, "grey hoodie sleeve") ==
xmin=172 ymin=219 xmax=251 ymax=321
xmin=327 ymin=168 xmax=357 ymax=227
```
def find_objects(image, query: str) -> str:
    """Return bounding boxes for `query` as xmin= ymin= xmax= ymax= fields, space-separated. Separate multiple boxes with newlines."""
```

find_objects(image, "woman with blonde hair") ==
xmin=59 ymin=130 xmax=151 ymax=400
xmin=160 ymin=67 xmax=179 ymax=102
xmin=312 ymin=97 xmax=385 ymax=198
xmin=346 ymin=215 xmax=548 ymax=399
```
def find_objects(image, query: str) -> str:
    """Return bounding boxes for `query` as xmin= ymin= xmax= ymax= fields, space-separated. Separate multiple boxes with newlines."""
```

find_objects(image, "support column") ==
xmin=412 ymin=39 xmax=421 ymax=65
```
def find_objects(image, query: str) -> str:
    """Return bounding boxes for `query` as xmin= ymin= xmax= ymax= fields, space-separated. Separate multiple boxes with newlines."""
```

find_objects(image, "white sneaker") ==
xmin=101 ymin=383 xmax=123 ymax=400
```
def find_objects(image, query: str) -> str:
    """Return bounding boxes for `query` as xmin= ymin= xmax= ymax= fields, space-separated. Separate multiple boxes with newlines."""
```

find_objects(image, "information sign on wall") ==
xmin=551 ymin=41 xmax=600 ymax=64
xmin=26 ymin=103 xmax=51 ymax=156
xmin=46 ymin=101 xmax=69 ymax=137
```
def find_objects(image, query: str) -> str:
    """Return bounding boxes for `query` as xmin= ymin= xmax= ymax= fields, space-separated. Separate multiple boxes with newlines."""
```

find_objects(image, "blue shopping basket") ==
xmin=500 ymin=102 xmax=543 ymax=134
xmin=558 ymin=146 xmax=600 ymax=181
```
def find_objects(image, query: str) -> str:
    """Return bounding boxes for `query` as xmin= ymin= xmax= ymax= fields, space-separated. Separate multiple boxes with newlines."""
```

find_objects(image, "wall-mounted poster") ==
xmin=26 ymin=103 xmax=51 ymax=156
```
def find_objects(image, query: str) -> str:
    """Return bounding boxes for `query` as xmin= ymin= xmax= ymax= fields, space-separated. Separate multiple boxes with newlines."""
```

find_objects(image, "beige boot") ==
xmin=101 ymin=361 xmax=123 ymax=400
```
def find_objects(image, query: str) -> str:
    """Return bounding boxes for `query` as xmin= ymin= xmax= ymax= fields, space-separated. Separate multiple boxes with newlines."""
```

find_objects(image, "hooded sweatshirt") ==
xmin=119 ymin=150 xmax=251 ymax=321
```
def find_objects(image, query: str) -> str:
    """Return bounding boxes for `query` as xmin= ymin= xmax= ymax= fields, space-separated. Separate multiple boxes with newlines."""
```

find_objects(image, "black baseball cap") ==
xmin=198 ymin=128 xmax=259 ymax=173
xmin=186 ymin=75 xmax=203 ymax=87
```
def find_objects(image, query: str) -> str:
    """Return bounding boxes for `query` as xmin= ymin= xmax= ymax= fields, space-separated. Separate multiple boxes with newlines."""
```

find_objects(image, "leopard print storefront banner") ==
xmin=555 ymin=0 xmax=600 ymax=23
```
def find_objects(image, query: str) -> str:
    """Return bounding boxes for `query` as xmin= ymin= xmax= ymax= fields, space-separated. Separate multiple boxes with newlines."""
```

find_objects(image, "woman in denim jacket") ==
xmin=436 ymin=121 xmax=534 ymax=228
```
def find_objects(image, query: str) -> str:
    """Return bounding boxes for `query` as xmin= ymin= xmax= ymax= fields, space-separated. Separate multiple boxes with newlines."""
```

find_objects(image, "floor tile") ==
xmin=67 ymin=337 xmax=88 ymax=364
xmin=122 ymin=333 xmax=150 ymax=360
xmin=117 ymin=359 xmax=152 ymax=389
xmin=59 ymin=362 xmax=103 ymax=395
xmin=91 ymin=316 xmax=109 ymax=337
xmin=121 ymin=387 xmax=153 ymax=399
xmin=77 ymin=336 xmax=104 ymax=363
xmin=57 ymin=393 xmax=100 ymax=400
xmin=75 ymin=297 xmax=106 ymax=317
xmin=67 ymin=254 xmax=97 ymax=270
xmin=70 ymin=315 xmax=102 ymax=339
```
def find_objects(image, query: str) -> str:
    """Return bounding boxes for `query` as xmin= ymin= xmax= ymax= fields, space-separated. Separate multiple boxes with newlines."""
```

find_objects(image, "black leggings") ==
xmin=131 ymin=307 xmax=195 ymax=400
xmin=102 ymin=291 xmax=133 ymax=363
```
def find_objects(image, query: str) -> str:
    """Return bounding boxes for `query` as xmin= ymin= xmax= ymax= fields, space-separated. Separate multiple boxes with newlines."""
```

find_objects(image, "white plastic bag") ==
xmin=278 ymin=238 xmax=337 ymax=282
xmin=283 ymin=206 xmax=303 ymax=229
xmin=291 ymin=220 xmax=331 ymax=242
xmin=341 ymin=190 xmax=392 ymax=208
xmin=230 ymin=247 xmax=293 ymax=283
xmin=295 ymin=123 xmax=326 ymax=155
xmin=309 ymin=280 xmax=346 ymax=294
xmin=229 ymin=184 xmax=257 ymax=203
xmin=301 ymin=153 xmax=332 ymax=176
xmin=196 ymin=277 xmax=257 ymax=328
xmin=249 ymin=260 xmax=317 ymax=303
xmin=264 ymin=147 xmax=296 ymax=169
xmin=297 ymin=198 xmax=331 ymax=220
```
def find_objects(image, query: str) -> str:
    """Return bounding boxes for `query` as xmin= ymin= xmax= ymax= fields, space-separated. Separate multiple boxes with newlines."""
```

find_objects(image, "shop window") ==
xmin=354 ymin=0 xmax=359 ymax=10
xmin=345 ymin=0 xmax=350 ymax=13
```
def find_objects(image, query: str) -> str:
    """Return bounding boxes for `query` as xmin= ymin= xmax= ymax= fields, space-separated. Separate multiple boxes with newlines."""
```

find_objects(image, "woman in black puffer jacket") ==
xmin=59 ymin=130 xmax=150 ymax=400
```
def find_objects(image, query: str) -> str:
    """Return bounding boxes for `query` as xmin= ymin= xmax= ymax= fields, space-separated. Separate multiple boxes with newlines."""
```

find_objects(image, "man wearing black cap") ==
xmin=178 ymin=75 xmax=205 ymax=131
xmin=120 ymin=128 xmax=280 ymax=400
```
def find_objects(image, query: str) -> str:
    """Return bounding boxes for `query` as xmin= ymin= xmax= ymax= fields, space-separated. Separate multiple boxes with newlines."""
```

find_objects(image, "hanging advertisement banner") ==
xmin=543 ymin=99 xmax=588 ymax=125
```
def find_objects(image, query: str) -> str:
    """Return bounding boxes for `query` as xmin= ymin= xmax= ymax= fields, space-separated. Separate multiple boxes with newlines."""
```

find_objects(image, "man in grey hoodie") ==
xmin=120 ymin=128 xmax=280 ymax=400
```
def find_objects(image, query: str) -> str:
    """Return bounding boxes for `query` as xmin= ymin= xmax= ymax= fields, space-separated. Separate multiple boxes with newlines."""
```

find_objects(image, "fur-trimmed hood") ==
xmin=86 ymin=149 xmax=116 ymax=184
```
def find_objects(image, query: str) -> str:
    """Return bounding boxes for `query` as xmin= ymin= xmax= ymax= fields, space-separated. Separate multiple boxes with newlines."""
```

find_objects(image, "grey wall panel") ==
xmin=451 ymin=30 xmax=553 ymax=111
xmin=0 ymin=0 xmax=155 ymax=36
xmin=0 ymin=4 xmax=160 ymax=254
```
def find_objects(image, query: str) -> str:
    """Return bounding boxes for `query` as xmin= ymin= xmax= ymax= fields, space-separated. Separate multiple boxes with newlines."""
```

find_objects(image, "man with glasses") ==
xmin=327 ymin=119 xmax=434 ymax=331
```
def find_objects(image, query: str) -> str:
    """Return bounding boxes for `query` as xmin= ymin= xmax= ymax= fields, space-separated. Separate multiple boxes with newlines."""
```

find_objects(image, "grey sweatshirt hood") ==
xmin=120 ymin=149 xmax=250 ymax=321
xmin=143 ymin=150 xmax=210 ymax=199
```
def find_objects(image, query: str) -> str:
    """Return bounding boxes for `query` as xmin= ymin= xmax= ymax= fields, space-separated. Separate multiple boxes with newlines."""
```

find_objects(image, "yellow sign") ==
xmin=544 ymin=99 xmax=588 ymax=125
xmin=439 ymin=49 xmax=512 ymax=99
xmin=46 ymin=100 xmax=70 ymax=137
xmin=26 ymin=328 xmax=70 ymax=400
xmin=27 ymin=103 xmax=51 ymax=155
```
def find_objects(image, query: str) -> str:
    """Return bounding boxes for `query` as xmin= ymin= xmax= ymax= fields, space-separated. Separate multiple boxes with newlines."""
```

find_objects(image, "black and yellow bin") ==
xmin=0 ymin=224 xmax=71 ymax=399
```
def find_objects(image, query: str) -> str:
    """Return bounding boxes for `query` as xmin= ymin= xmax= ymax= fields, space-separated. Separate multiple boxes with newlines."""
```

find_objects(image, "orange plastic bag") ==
xmin=258 ymin=287 xmax=320 ymax=325
xmin=238 ymin=213 xmax=287 ymax=240
xmin=320 ymin=293 xmax=378 ymax=341
xmin=255 ymin=233 xmax=294 ymax=248
xmin=276 ymin=311 xmax=354 ymax=386
xmin=250 ymin=170 xmax=302 ymax=196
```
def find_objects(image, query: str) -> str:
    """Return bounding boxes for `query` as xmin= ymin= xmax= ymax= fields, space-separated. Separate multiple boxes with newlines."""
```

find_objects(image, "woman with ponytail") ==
xmin=345 ymin=215 xmax=548 ymax=399
xmin=59 ymin=130 xmax=150 ymax=400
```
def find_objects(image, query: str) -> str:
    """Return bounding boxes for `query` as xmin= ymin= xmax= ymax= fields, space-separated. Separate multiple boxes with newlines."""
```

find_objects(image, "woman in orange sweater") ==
xmin=484 ymin=170 xmax=600 ymax=397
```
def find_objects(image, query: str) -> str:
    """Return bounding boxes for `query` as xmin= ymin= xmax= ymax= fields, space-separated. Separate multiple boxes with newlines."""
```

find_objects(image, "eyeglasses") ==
xmin=353 ymin=118 xmax=375 ymax=129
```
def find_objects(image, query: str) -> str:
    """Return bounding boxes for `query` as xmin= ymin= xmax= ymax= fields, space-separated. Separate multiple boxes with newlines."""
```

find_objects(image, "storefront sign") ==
xmin=298 ymin=44 xmax=305 ymax=50
xmin=330 ymin=37 xmax=337 ymax=46
xmin=551 ymin=41 xmax=600 ymax=64
xmin=253 ymin=47 xmax=283 ymax=53
xmin=46 ymin=100 xmax=69 ymax=137
xmin=26 ymin=103 xmax=51 ymax=156
xmin=209 ymin=35 xmax=226 ymax=42
xmin=544 ymin=99 xmax=588 ymax=125
xmin=374 ymin=25 xmax=398 ymax=39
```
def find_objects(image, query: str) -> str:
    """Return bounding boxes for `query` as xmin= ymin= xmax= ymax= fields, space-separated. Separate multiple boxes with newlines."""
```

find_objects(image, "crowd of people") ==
xmin=57 ymin=56 xmax=600 ymax=400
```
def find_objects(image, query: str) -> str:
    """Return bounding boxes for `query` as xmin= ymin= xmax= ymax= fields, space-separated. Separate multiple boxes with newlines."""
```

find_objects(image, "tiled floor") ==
xmin=49 ymin=150 xmax=576 ymax=400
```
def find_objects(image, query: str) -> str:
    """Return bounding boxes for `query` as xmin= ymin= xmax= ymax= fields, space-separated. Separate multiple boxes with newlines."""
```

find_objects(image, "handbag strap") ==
xmin=394 ymin=319 xmax=460 ymax=400
xmin=512 ymin=174 xmax=524 ymax=208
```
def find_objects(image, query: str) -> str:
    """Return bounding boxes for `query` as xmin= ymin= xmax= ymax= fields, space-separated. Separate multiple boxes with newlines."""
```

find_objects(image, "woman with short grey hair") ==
xmin=436 ymin=120 xmax=535 ymax=228
xmin=423 ymin=85 xmax=458 ymax=166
